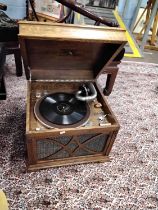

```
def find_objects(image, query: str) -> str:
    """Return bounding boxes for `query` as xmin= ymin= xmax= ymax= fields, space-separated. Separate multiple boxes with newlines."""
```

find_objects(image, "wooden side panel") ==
xmin=18 ymin=38 xmax=30 ymax=80
xmin=28 ymin=155 xmax=110 ymax=171
xmin=26 ymin=137 xmax=37 ymax=165
xmin=26 ymin=82 xmax=31 ymax=133
xmin=26 ymin=132 xmax=113 ymax=171
xmin=26 ymin=131 xmax=117 ymax=171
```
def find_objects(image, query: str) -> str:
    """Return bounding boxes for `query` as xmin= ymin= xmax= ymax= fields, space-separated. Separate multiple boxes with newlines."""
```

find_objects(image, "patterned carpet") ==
xmin=0 ymin=57 xmax=158 ymax=210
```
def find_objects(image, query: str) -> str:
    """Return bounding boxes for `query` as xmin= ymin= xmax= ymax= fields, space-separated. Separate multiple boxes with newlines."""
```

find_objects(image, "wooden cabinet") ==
xmin=19 ymin=21 xmax=127 ymax=170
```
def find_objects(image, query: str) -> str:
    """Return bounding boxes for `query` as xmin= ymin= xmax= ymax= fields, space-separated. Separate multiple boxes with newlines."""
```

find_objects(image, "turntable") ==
xmin=19 ymin=21 xmax=127 ymax=171
xmin=34 ymin=92 xmax=90 ymax=129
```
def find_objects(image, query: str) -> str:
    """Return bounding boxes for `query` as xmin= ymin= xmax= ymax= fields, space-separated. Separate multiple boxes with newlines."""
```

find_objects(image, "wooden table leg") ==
xmin=14 ymin=48 xmax=23 ymax=77
xmin=103 ymin=48 xmax=125 ymax=96
xmin=103 ymin=67 xmax=118 ymax=96
xmin=5 ymin=42 xmax=23 ymax=77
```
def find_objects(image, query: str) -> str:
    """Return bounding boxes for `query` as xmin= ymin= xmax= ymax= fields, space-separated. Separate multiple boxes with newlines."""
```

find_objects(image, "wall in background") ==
xmin=117 ymin=0 xmax=148 ymax=28
xmin=0 ymin=0 xmax=26 ymax=19
xmin=118 ymin=0 xmax=138 ymax=27
xmin=1 ymin=0 xmax=148 ymax=22
xmin=141 ymin=0 xmax=148 ymax=8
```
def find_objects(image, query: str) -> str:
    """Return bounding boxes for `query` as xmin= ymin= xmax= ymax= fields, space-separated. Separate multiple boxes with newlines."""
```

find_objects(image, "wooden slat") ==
xmin=18 ymin=21 xmax=127 ymax=43
xmin=27 ymin=154 xmax=110 ymax=171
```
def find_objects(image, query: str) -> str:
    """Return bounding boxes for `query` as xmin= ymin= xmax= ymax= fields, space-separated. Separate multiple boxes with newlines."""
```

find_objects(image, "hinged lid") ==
xmin=19 ymin=21 xmax=127 ymax=81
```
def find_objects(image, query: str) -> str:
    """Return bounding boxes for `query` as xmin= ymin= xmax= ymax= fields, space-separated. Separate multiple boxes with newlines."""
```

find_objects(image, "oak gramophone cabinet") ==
xmin=19 ymin=21 xmax=127 ymax=171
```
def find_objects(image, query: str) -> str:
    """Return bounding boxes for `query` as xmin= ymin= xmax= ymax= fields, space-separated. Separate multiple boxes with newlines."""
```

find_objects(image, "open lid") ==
xmin=19 ymin=21 xmax=127 ymax=81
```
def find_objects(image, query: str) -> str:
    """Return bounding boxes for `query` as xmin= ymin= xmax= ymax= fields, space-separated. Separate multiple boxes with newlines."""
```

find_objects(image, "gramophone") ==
xmin=19 ymin=21 xmax=126 ymax=171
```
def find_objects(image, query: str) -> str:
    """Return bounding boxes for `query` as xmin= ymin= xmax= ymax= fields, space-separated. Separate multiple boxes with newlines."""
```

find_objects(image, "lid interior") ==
xmin=25 ymin=39 xmax=122 ymax=81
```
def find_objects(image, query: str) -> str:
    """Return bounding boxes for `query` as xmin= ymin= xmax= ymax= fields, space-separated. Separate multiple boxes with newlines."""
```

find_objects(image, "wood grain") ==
xmin=19 ymin=21 xmax=127 ymax=43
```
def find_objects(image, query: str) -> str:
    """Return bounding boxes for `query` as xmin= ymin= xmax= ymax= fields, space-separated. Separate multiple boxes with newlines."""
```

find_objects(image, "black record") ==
xmin=34 ymin=92 xmax=90 ymax=128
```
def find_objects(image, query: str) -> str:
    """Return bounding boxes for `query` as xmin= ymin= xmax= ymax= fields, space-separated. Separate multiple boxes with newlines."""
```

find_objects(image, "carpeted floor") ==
xmin=0 ymin=57 xmax=158 ymax=210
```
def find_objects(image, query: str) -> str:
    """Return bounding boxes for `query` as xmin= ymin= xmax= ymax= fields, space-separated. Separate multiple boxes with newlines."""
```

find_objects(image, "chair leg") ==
xmin=14 ymin=49 xmax=23 ymax=77
xmin=103 ymin=68 xmax=118 ymax=96
xmin=0 ymin=76 xmax=7 ymax=100
xmin=0 ymin=43 xmax=6 ymax=100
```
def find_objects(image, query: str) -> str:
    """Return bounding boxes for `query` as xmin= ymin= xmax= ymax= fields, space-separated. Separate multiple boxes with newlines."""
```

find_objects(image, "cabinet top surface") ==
xmin=18 ymin=21 xmax=127 ymax=43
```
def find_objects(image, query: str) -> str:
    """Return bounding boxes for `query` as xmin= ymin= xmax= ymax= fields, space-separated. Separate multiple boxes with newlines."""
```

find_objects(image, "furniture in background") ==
xmin=86 ymin=0 xmax=118 ymax=8
xmin=0 ymin=3 xmax=23 ymax=99
xmin=26 ymin=0 xmax=118 ymax=26
xmin=0 ymin=43 xmax=6 ymax=99
xmin=132 ymin=0 xmax=158 ymax=51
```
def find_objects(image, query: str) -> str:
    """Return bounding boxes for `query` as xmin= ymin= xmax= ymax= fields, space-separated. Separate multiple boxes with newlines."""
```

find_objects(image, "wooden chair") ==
xmin=0 ymin=3 xmax=23 ymax=99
